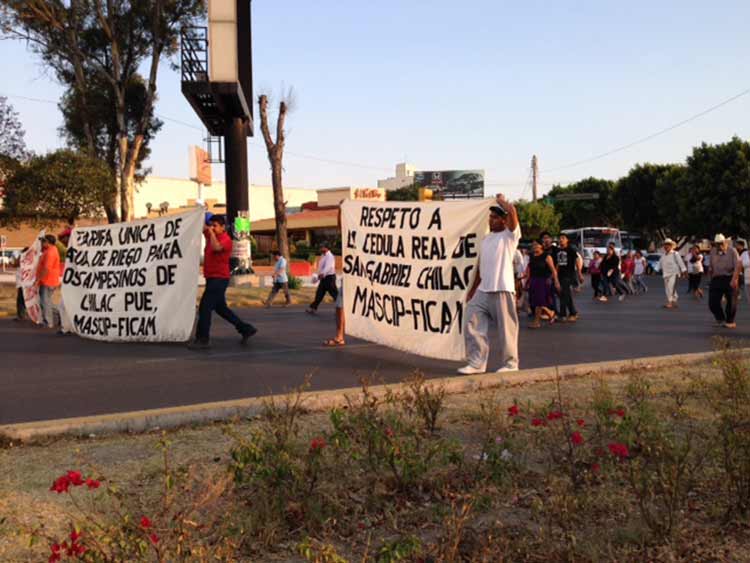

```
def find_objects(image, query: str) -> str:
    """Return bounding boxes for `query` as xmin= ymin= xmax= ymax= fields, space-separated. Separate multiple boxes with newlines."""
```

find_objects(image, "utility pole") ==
xmin=531 ymin=155 xmax=538 ymax=202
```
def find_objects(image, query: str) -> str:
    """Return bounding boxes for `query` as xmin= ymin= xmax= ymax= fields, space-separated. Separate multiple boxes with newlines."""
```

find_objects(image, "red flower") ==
xmin=149 ymin=533 xmax=160 ymax=545
xmin=50 ymin=475 xmax=70 ymax=494
xmin=607 ymin=442 xmax=630 ymax=459
xmin=570 ymin=431 xmax=584 ymax=446
xmin=49 ymin=544 xmax=62 ymax=562
xmin=66 ymin=471 xmax=84 ymax=487
xmin=140 ymin=516 xmax=152 ymax=529
xmin=608 ymin=408 xmax=626 ymax=417
xmin=384 ymin=427 xmax=394 ymax=438
xmin=507 ymin=404 xmax=520 ymax=417
xmin=591 ymin=463 xmax=601 ymax=474
xmin=85 ymin=478 xmax=100 ymax=489
xmin=546 ymin=411 xmax=564 ymax=421
xmin=309 ymin=437 xmax=327 ymax=453
xmin=531 ymin=418 xmax=546 ymax=427
xmin=70 ymin=529 xmax=82 ymax=543
xmin=576 ymin=419 xmax=585 ymax=427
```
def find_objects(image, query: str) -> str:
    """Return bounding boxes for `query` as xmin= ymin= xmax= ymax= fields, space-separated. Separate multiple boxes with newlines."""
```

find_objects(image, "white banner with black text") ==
xmin=61 ymin=208 xmax=203 ymax=342
xmin=341 ymin=199 xmax=491 ymax=361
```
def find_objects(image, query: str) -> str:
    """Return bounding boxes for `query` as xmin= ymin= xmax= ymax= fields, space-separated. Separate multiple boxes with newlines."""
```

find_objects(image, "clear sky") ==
xmin=1 ymin=0 xmax=748 ymax=200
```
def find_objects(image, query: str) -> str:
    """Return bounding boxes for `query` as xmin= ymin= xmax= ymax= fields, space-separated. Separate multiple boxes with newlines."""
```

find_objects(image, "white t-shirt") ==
xmin=478 ymin=224 xmax=522 ymax=293
xmin=687 ymin=254 xmax=704 ymax=274
xmin=742 ymin=252 xmax=750 ymax=283
xmin=634 ymin=257 xmax=646 ymax=276
xmin=317 ymin=251 xmax=336 ymax=277
xmin=513 ymin=249 xmax=525 ymax=278
xmin=273 ymin=256 xmax=288 ymax=283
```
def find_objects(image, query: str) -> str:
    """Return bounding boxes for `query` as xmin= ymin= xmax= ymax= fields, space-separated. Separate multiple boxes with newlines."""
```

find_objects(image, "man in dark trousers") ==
xmin=306 ymin=243 xmax=338 ymax=314
xmin=189 ymin=215 xmax=256 ymax=350
xmin=555 ymin=233 xmax=584 ymax=322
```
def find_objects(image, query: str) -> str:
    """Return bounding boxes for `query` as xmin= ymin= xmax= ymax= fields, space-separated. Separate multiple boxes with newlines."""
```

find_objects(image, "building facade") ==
xmin=133 ymin=176 xmax=317 ymax=221
xmin=377 ymin=162 xmax=416 ymax=191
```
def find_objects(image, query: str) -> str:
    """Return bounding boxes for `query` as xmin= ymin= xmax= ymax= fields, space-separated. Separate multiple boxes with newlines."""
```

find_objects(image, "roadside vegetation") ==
xmin=2 ymin=342 xmax=750 ymax=561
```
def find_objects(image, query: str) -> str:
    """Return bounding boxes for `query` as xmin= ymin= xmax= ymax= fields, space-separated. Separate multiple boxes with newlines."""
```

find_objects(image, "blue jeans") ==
xmin=196 ymin=278 xmax=254 ymax=341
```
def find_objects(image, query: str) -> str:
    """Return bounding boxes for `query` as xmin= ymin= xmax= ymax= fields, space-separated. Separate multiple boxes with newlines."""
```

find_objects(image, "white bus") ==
xmin=561 ymin=227 xmax=623 ymax=269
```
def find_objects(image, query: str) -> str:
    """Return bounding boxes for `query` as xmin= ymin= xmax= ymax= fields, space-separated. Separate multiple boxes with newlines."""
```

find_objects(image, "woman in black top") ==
xmin=600 ymin=244 xmax=630 ymax=302
xmin=526 ymin=242 xmax=560 ymax=328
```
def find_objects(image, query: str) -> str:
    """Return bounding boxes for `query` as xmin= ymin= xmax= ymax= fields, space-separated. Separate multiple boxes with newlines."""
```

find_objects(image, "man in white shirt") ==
xmin=306 ymin=244 xmax=338 ymax=314
xmin=264 ymin=250 xmax=291 ymax=307
xmin=659 ymin=239 xmax=686 ymax=309
xmin=459 ymin=195 xmax=522 ymax=375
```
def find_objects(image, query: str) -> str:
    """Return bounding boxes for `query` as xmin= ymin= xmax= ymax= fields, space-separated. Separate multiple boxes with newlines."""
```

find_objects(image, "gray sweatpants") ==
xmin=464 ymin=290 xmax=519 ymax=371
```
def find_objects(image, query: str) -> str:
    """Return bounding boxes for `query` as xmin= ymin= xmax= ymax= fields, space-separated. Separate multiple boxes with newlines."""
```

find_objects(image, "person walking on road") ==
xmin=264 ymin=250 xmax=291 ymax=307
xmin=589 ymin=251 xmax=604 ymax=300
xmin=189 ymin=215 xmax=257 ymax=350
xmin=621 ymin=251 xmax=636 ymax=294
xmin=306 ymin=244 xmax=338 ymax=314
xmin=633 ymin=250 xmax=648 ymax=294
xmin=555 ymin=233 xmax=583 ymax=322
xmin=14 ymin=248 xmax=28 ymax=321
xmin=659 ymin=239 xmax=686 ymax=309
xmin=36 ymin=235 xmax=61 ymax=328
xmin=601 ymin=244 xmax=629 ymax=302
xmin=687 ymin=245 xmax=705 ymax=299
xmin=708 ymin=234 xmax=741 ymax=329
xmin=741 ymin=242 xmax=750 ymax=304
xmin=541 ymin=231 xmax=559 ymax=315
xmin=459 ymin=196 xmax=521 ymax=374
xmin=526 ymin=241 xmax=559 ymax=328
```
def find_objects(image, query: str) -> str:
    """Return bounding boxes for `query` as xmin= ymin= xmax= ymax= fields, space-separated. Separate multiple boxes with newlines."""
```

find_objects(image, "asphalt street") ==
xmin=1 ymin=278 xmax=748 ymax=425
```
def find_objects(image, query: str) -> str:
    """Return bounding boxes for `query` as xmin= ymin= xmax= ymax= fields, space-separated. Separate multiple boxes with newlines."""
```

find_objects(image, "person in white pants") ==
xmin=659 ymin=239 xmax=686 ymax=309
xmin=460 ymin=195 xmax=521 ymax=375
xmin=740 ymin=243 xmax=750 ymax=304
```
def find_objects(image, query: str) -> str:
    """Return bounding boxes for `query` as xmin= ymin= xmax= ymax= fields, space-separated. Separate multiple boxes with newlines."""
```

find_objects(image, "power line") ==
xmin=543 ymin=86 xmax=750 ymax=173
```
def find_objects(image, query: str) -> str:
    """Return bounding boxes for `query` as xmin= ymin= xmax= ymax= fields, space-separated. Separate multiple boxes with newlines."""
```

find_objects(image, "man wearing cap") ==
xmin=708 ymin=234 xmax=741 ymax=328
xmin=460 ymin=195 xmax=522 ymax=374
xmin=189 ymin=215 xmax=257 ymax=349
xmin=36 ymin=234 xmax=61 ymax=328
xmin=658 ymin=239 xmax=686 ymax=309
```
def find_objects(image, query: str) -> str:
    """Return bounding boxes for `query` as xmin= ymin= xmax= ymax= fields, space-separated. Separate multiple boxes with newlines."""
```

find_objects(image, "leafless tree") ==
xmin=258 ymin=88 xmax=295 ymax=262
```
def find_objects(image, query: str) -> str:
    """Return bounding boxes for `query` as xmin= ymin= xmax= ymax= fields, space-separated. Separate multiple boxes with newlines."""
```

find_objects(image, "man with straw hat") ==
xmin=658 ymin=238 xmax=686 ymax=309
xmin=708 ymin=234 xmax=741 ymax=329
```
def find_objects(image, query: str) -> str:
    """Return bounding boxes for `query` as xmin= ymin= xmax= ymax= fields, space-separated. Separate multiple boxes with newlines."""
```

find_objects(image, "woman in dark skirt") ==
xmin=687 ymin=245 xmax=704 ymax=299
xmin=526 ymin=241 xmax=560 ymax=328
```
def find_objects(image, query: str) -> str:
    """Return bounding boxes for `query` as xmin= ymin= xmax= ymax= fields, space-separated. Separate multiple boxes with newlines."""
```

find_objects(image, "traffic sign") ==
xmin=553 ymin=193 xmax=600 ymax=201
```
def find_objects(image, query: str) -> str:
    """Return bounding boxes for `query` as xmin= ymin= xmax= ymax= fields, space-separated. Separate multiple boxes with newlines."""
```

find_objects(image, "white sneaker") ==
xmin=618 ymin=294 xmax=625 ymax=302
xmin=457 ymin=365 xmax=486 ymax=375
xmin=496 ymin=366 xmax=519 ymax=373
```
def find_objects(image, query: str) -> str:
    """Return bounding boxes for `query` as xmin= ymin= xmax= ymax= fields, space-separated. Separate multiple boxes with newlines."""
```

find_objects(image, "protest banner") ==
xmin=62 ymin=208 xmax=203 ymax=342
xmin=341 ymin=198 xmax=491 ymax=361
xmin=19 ymin=231 xmax=44 ymax=324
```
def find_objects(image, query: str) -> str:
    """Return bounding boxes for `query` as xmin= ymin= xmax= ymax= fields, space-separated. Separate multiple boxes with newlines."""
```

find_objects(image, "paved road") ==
xmin=2 ymin=279 xmax=748 ymax=425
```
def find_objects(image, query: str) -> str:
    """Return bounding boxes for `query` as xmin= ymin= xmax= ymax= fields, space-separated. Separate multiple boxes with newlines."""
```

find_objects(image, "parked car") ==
xmin=646 ymin=253 xmax=662 ymax=275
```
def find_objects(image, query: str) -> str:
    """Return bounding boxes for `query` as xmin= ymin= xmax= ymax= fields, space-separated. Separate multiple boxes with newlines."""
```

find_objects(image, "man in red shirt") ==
xmin=36 ymin=234 xmax=61 ymax=328
xmin=189 ymin=216 xmax=256 ymax=349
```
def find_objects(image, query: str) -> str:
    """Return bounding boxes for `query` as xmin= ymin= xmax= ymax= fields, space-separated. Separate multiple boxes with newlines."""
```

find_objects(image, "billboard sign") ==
xmin=413 ymin=170 xmax=484 ymax=199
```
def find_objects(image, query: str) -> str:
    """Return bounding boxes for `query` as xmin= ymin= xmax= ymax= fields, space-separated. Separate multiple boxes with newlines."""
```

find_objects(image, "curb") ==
xmin=0 ymin=349 xmax=738 ymax=442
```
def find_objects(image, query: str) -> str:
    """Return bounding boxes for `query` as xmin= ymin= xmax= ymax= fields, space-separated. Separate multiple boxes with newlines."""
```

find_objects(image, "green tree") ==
xmin=615 ymin=163 xmax=677 ymax=236
xmin=515 ymin=199 xmax=560 ymax=239
xmin=0 ymin=96 xmax=29 ymax=160
xmin=548 ymin=177 xmax=620 ymax=228
xmin=1 ymin=149 xmax=113 ymax=226
xmin=2 ymin=0 xmax=204 ymax=222
xmin=58 ymin=72 xmax=163 ymax=185
xmin=653 ymin=164 xmax=688 ymax=237
xmin=674 ymin=137 xmax=750 ymax=238
xmin=386 ymin=184 xmax=419 ymax=201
